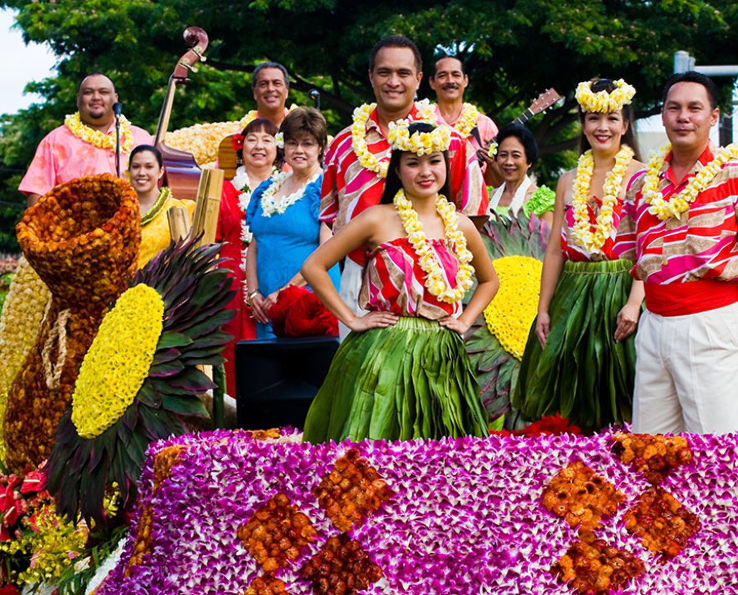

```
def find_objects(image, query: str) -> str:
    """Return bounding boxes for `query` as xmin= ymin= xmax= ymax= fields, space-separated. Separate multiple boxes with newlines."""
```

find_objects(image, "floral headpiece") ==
xmin=230 ymin=132 xmax=245 ymax=152
xmin=575 ymin=79 xmax=635 ymax=113
xmin=274 ymin=132 xmax=284 ymax=149
xmin=387 ymin=120 xmax=452 ymax=155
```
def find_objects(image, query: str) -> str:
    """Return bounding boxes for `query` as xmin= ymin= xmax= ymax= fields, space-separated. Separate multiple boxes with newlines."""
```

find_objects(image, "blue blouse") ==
xmin=246 ymin=174 xmax=340 ymax=299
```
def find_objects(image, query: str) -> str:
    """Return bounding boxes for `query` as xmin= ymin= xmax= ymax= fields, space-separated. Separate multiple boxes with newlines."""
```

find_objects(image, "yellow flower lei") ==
xmin=351 ymin=100 xmax=436 ymax=177
xmin=393 ymin=189 xmax=474 ymax=303
xmin=238 ymin=109 xmax=259 ymax=128
xmin=64 ymin=111 xmax=133 ymax=153
xmin=484 ymin=255 xmax=542 ymax=360
xmin=451 ymin=103 xmax=480 ymax=137
xmin=571 ymin=145 xmax=634 ymax=254
xmin=387 ymin=119 xmax=451 ymax=155
xmin=575 ymin=79 xmax=636 ymax=113
xmin=71 ymin=284 xmax=164 ymax=439
xmin=642 ymin=142 xmax=738 ymax=220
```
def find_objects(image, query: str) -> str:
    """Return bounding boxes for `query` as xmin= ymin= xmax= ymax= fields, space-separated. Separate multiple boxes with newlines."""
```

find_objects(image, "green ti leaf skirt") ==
xmin=303 ymin=316 xmax=489 ymax=443
xmin=511 ymin=259 xmax=636 ymax=429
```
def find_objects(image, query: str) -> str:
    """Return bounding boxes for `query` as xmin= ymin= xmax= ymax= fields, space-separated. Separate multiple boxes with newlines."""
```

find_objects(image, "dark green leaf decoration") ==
xmin=46 ymin=237 xmax=236 ymax=528
xmin=465 ymin=211 xmax=548 ymax=430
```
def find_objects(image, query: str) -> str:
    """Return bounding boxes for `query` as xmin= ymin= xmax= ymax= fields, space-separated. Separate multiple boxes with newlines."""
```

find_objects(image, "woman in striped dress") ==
xmin=301 ymin=121 xmax=498 ymax=443
xmin=512 ymin=78 xmax=645 ymax=430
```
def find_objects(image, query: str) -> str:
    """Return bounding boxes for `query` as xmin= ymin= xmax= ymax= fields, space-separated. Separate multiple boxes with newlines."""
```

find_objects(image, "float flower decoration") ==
xmin=642 ymin=142 xmax=738 ymax=220
xmin=0 ymin=258 xmax=51 ymax=465
xmin=466 ymin=211 xmax=548 ymax=427
xmin=45 ymin=237 xmax=236 ymax=528
xmin=95 ymin=428 xmax=736 ymax=595
xmin=6 ymin=175 xmax=140 ymax=473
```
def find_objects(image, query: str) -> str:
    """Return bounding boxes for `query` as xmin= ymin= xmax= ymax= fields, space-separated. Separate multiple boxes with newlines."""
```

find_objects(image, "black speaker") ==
xmin=234 ymin=336 xmax=339 ymax=430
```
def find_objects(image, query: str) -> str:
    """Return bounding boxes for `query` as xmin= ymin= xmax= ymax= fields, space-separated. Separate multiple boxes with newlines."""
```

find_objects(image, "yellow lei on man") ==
xmin=65 ymin=112 xmax=133 ymax=153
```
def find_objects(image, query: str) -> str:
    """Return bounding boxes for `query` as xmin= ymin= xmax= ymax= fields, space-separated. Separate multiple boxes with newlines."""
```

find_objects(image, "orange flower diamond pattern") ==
xmin=239 ymin=449 xmax=390 ymax=594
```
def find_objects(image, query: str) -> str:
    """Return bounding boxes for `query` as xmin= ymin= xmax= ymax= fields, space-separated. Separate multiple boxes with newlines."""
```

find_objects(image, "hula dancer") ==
xmin=302 ymin=122 xmax=498 ymax=442
xmin=512 ymin=78 xmax=645 ymax=429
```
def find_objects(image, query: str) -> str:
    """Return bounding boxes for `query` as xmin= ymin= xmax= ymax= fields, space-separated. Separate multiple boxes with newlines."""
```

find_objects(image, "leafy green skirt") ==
xmin=303 ymin=317 xmax=489 ymax=443
xmin=511 ymin=259 xmax=635 ymax=429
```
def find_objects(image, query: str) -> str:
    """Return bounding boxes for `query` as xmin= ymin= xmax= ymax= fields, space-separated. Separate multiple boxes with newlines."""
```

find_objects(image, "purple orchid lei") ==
xmin=97 ymin=428 xmax=738 ymax=595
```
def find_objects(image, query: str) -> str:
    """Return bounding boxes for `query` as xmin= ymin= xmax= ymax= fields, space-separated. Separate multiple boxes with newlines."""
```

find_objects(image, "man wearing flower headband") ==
xmin=429 ymin=55 xmax=501 ymax=186
xmin=320 ymin=36 xmax=487 ymax=338
xmin=19 ymin=73 xmax=153 ymax=207
xmin=615 ymin=71 xmax=738 ymax=434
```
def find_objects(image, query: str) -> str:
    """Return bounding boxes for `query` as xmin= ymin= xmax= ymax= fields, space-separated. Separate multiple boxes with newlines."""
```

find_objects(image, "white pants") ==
xmin=633 ymin=301 xmax=738 ymax=434
xmin=337 ymin=259 xmax=368 ymax=341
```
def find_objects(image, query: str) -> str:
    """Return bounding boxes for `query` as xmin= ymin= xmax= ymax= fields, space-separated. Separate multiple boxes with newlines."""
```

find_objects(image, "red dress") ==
xmin=216 ymin=179 xmax=257 ymax=397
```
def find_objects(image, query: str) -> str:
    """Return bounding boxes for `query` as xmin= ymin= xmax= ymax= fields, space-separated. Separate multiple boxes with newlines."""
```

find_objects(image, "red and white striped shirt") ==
xmin=320 ymin=103 xmax=487 ymax=264
xmin=615 ymin=144 xmax=738 ymax=315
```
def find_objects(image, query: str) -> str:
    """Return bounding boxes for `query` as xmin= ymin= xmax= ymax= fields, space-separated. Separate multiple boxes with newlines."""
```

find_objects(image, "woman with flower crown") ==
xmin=244 ymin=107 xmax=341 ymax=339
xmin=511 ymin=78 xmax=645 ymax=430
xmin=217 ymin=118 xmax=278 ymax=395
xmin=301 ymin=121 xmax=497 ymax=443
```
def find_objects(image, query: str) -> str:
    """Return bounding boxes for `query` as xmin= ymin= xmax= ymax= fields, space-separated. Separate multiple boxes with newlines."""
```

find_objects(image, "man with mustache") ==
xmin=429 ymin=55 xmax=501 ymax=186
xmin=19 ymin=72 xmax=153 ymax=206
xmin=320 ymin=36 xmax=487 ymax=339
xmin=615 ymin=71 xmax=738 ymax=434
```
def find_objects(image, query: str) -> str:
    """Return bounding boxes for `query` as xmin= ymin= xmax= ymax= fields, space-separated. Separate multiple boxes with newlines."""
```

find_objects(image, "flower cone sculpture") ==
xmin=5 ymin=174 xmax=140 ymax=471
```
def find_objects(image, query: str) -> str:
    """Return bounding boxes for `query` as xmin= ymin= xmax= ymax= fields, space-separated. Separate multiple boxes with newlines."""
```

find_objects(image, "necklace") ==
xmin=351 ymin=100 xmax=436 ymax=177
xmin=571 ymin=145 xmax=634 ymax=254
xmin=449 ymin=103 xmax=479 ymax=137
xmin=642 ymin=143 xmax=738 ymax=220
xmin=140 ymin=187 xmax=171 ymax=226
xmin=393 ymin=189 xmax=474 ymax=304
xmin=65 ymin=112 xmax=133 ymax=153
xmin=260 ymin=170 xmax=320 ymax=217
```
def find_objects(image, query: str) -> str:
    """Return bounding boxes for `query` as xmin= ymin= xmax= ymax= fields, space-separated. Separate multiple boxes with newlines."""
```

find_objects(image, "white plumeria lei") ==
xmin=642 ymin=142 xmax=738 ymax=220
xmin=393 ymin=189 xmax=474 ymax=304
xmin=260 ymin=170 xmax=321 ymax=217
xmin=571 ymin=145 xmax=634 ymax=254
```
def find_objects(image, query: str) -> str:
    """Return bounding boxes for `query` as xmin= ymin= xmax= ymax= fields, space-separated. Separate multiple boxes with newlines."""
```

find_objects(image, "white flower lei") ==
xmin=231 ymin=167 xmax=254 ymax=273
xmin=642 ymin=143 xmax=738 ymax=220
xmin=64 ymin=112 xmax=133 ymax=153
xmin=260 ymin=170 xmax=321 ymax=217
xmin=393 ymin=189 xmax=474 ymax=304
xmin=351 ymin=100 xmax=436 ymax=177
xmin=571 ymin=145 xmax=634 ymax=254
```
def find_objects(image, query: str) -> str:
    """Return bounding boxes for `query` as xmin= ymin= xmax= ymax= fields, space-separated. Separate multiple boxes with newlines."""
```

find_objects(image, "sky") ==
xmin=0 ymin=8 xmax=57 ymax=116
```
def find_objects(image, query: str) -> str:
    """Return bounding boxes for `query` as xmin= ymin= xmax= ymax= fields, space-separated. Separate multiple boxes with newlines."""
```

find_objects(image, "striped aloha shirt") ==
xmin=320 ymin=103 xmax=487 ymax=265
xmin=614 ymin=144 xmax=738 ymax=314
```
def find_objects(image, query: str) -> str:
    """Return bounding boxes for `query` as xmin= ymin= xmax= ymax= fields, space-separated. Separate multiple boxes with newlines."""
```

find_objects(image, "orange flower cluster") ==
xmin=624 ymin=487 xmax=700 ymax=562
xmin=300 ymin=533 xmax=383 ymax=595
xmin=238 ymin=428 xmax=282 ymax=441
xmin=541 ymin=461 xmax=623 ymax=532
xmin=238 ymin=493 xmax=317 ymax=573
xmin=552 ymin=537 xmax=645 ymax=594
xmin=6 ymin=175 xmax=140 ymax=471
xmin=611 ymin=433 xmax=693 ymax=485
xmin=243 ymin=575 xmax=288 ymax=595
xmin=313 ymin=449 xmax=391 ymax=533
xmin=125 ymin=445 xmax=186 ymax=577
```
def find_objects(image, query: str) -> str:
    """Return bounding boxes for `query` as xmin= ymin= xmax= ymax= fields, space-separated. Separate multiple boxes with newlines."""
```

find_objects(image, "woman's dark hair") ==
xmin=578 ymin=78 xmax=641 ymax=160
xmin=495 ymin=124 xmax=539 ymax=166
xmin=279 ymin=107 xmax=328 ymax=155
xmin=380 ymin=122 xmax=452 ymax=204
xmin=237 ymin=118 xmax=279 ymax=162
xmin=128 ymin=144 xmax=162 ymax=168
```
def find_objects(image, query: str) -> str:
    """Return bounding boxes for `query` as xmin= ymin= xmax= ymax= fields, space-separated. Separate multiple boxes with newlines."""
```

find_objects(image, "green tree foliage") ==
xmin=1 ymin=0 xmax=737 ymax=251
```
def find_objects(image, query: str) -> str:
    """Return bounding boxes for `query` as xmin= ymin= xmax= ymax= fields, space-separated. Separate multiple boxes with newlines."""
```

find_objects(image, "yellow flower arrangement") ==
xmin=351 ymin=100 xmax=437 ymax=177
xmin=642 ymin=142 xmax=738 ymax=220
xmin=65 ymin=112 xmax=133 ymax=153
xmin=575 ymin=79 xmax=635 ymax=113
xmin=394 ymin=189 xmax=474 ymax=304
xmin=571 ymin=145 xmax=634 ymax=254
xmin=451 ymin=103 xmax=480 ymax=137
xmin=483 ymin=256 xmax=542 ymax=360
xmin=0 ymin=258 xmax=51 ymax=464
xmin=71 ymin=284 xmax=164 ymax=439
xmin=16 ymin=503 xmax=88 ymax=586
xmin=164 ymin=120 xmax=244 ymax=166
xmin=387 ymin=119 xmax=452 ymax=155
